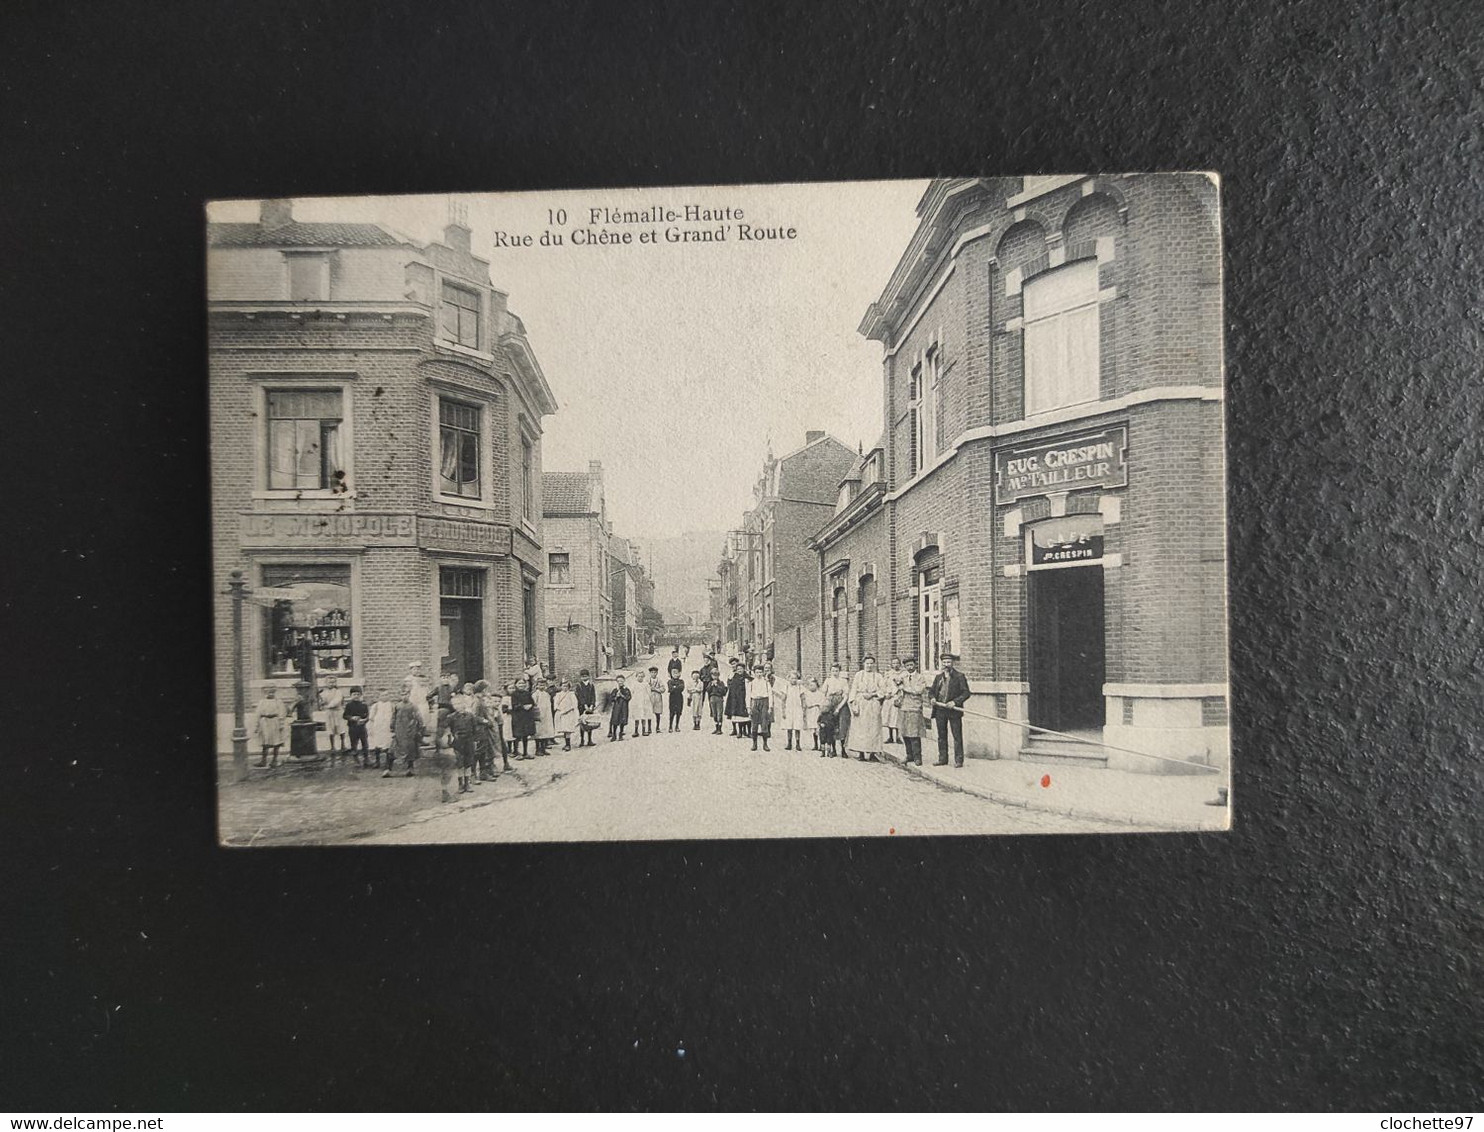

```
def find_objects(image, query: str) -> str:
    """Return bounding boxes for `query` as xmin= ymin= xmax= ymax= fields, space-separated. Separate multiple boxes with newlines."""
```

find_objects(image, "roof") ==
xmin=207 ymin=221 xmax=406 ymax=248
xmin=608 ymin=535 xmax=632 ymax=565
xmin=542 ymin=470 xmax=600 ymax=516
xmin=842 ymin=433 xmax=886 ymax=482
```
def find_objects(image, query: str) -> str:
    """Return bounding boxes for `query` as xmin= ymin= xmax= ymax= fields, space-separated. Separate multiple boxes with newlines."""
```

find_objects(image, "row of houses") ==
xmin=208 ymin=199 xmax=659 ymax=749
xmin=715 ymin=174 xmax=1229 ymax=774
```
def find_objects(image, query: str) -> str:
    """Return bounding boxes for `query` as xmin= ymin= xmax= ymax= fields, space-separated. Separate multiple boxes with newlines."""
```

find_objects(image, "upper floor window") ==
xmin=836 ymin=482 xmax=854 ymax=512
xmin=927 ymin=343 xmax=943 ymax=454
xmin=1024 ymin=259 xmax=1100 ymax=416
xmin=441 ymin=281 xmax=481 ymax=348
xmin=520 ymin=436 xmax=535 ymax=520
xmin=266 ymin=389 xmax=343 ymax=491
xmin=548 ymin=552 xmax=571 ymax=585
xmin=438 ymin=399 xmax=482 ymax=498
xmin=909 ymin=364 xmax=925 ymax=476
xmin=286 ymin=253 xmax=328 ymax=301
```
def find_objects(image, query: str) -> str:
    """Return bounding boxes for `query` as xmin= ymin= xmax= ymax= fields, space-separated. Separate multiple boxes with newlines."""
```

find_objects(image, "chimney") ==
xmin=260 ymin=199 xmax=293 ymax=230
xmin=805 ymin=429 xmax=825 ymax=444
xmin=443 ymin=222 xmax=471 ymax=253
xmin=588 ymin=460 xmax=603 ymax=478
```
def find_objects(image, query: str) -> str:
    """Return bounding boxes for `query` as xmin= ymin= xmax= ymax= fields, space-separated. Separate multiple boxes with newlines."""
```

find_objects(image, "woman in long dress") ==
xmin=847 ymin=655 xmax=892 ymax=761
xmin=724 ymin=660 xmax=750 ymax=737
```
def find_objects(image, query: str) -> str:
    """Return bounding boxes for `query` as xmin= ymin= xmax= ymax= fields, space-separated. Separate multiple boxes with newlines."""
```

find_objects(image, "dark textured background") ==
xmin=3 ymin=0 xmax=1481 ymax=1112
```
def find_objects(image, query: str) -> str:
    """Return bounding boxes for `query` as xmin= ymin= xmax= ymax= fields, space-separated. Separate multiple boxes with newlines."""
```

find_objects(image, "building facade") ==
xmin=809 ymin=438 xmax=889 ymax=676
xmin=209 ymin=199 xmax=558 ymax=749
xmin=739 ymin=431 xmax=858 ymax=663
xmin=849 ymin=175 xmax=1227 ymax=771
xmin=542 ymin=461 xmax=613 ymax=678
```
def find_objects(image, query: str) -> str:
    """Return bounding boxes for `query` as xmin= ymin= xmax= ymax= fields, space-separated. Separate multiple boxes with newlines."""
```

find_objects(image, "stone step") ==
xmin=1018 ymin=737 xmax=1109 ymax=767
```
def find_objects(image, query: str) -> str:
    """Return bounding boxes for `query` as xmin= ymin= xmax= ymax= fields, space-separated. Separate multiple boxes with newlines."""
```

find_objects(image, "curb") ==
xmin=877 ymin=747 xmax=1224 ymax=832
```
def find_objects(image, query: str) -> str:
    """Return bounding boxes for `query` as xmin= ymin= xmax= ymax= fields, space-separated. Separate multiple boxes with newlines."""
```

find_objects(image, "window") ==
xmin=836 ymin=482 xmax=854 ymax=512
xmin=438 ymin=399 xmax=481 ymax=498
xmin=520 ymin=436 xmax=535 ymax=520
xmin=441 ymin=281 xmax=481 ymax=348
xmin=266 ymin=389 xmax=342 ymax=491
xmin=919 ymin=566 xmax=943 ymax=672
xmin=927 ymin=343 xmax=943 ymax=455
xmin=1024 ymin=259 xmax=1100 ymax=416
xmin=548 ymin=552 xmax=571 ymax=585
xmin=522 ymin=577 xmax=537 ymax=659
xmin=831 ymin=584 xmax=846 ymax=664
xmin=909 ymin=364 xmax=924 ymax=475
xmin=286 ymin=253 xmax=328 ymax=301
xmin=261 ymin=564 xmax=352 ymax=679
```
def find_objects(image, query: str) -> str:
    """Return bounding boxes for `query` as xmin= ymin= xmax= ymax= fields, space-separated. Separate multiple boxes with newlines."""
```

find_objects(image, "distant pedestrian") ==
xmin=747 ymin=664 xmax=773 ymax=752
xmin=608 ymin=675 xmax=631 ymax=741
xmin=366 ymin=690 xmax=395 ymax=769
xmin=554 ymin=680 xmax=579 ymax=750
xmin=387 ymin=689 xmax=424 ymax=777
xmin=724 ymin=659 xmax=750 ymax=737
xmin=343 ymin=686 xmax=370 ymax=767
xmin=930 ymin=653 xmax=971 ymax=768
xmin=252 ymin=686 xmax=289 ymax=768
xmin=507 ymin=677 xmax=536 ymax=759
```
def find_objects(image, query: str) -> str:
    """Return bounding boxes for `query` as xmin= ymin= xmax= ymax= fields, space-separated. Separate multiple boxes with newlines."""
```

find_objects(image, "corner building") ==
xmin=209 ymin=200 xmax=558 ymax=749
xmin=858 ymin=175 xmax=1227 ymax=771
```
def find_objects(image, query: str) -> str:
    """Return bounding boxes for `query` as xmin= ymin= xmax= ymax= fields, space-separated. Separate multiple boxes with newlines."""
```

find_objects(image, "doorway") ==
xmin=1027 ymin=565 xmax=1105 ymax=734
xmin=439 ymin=567 xmax=485 ymax=684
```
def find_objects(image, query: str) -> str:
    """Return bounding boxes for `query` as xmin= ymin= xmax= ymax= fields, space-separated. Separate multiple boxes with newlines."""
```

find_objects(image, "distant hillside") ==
xmin=641 ymin=530 xmax=728 ymax=622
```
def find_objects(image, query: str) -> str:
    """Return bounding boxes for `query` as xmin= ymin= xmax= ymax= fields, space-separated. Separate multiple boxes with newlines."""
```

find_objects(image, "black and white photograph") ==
xmin=208 ymin=175 xmax=1230 ymax=845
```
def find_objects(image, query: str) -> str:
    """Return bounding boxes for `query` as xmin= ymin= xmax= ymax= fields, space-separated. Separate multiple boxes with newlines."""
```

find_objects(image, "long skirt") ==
xmin=850 ymin=696 xmax=885 ymax=754
xmin=535 ymin=695 xmax=556 ymax=740
xmin=724 ymin=683 xmax=750 ymax=722
xmin=836 ymin=701 xmax=852 ymax=747
xmin=882 ymin=691 xmax=900 ymax=733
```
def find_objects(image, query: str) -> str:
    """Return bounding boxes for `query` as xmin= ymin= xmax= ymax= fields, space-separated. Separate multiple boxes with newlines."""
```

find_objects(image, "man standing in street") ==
xmin=895 ymin=658 xmax=928 ymax=766
xmin=930 ymin=652 xmax=971 ymax=767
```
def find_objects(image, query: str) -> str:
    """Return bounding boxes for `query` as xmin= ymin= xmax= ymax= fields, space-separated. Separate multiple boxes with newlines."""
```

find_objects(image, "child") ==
xmin=433 ymin=723 xmax=457 ymax=803
xmin=778 ymin=672 xmax=806 ymax=751
xmin=343 ymin=686 xmax=370 ymax=767
xmin=366 ymin=690 xmax=394 ymax=768
xmin=818 ymin=683 xmax=844 ymax=758
xmin=534 ymin=677 xmax=557 ymax=754
xmin=689 ymin=671 xmax=706 ymax=731
xmin=746 ymin=664 xmax=773 ymax=752
xmin=803 ymin=677 xmax=824 ymax=751
xmin=667 ymin=671 xmax=686 ymax=732
xmin=387 ymin=689 xmax=424 ymax=777
xmin=471 ymin=680 xmax=504 ymax=779
xmin=707 ymin=669 xmax=727 ymax=734
xmin=449 ymin=685 xmax=479 ymax=793
xmin=506 ymin=677 xmax=536 ymax=759
xmin=320 ymin=676 xmax=347 ymax=764
xmin=608 ymin=675 xmax=631 ymax=741
xmin=647 ymin=667 xmax=664 ymax=736
xmin=252 ymin=685 xmax=289 ymax=768
xmin=554 ymin=680 xmax=579 ymax=751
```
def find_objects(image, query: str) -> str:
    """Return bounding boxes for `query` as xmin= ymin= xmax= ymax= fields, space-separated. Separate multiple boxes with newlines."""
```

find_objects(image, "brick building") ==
xmin=735 ymin=431 xmax=858 ymax=663
xmin=807 ymin=437 xmax=889 ymax=675
xmin=843 ymin=174 xmax=1226 ymax=771
xmin=542 ymin=461 xmax=614 ymax=679
xmin=209 ymin=199 xmax=558 ymax=750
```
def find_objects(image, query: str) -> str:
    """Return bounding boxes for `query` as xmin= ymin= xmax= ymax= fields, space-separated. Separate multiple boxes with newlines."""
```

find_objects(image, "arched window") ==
xmin=831 ymin=584 xmax=846 ymax=664
xmin=1024 ymin=259 xmax=1100 ymax=415
xmin=919 ymin=564 xmax=943 ymax=672
xmin=857 ymin=575 xmax=877 ymax=666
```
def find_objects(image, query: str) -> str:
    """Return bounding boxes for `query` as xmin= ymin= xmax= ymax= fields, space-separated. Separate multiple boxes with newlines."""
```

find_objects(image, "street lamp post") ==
xmin=227 ymin=570 xmax=250 ymax=783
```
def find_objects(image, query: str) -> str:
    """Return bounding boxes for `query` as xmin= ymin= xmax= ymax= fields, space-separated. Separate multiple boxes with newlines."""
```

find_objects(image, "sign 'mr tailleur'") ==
xmin=993 ymin=425 xmax=1129 ymax=504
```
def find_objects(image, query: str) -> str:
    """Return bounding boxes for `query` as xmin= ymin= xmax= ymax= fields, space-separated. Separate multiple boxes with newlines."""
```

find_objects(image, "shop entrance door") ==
xmin=439 ymin=567 xmax=485 ymax=684
xmin=1027 ymin=565 xmax=1105 ymax=734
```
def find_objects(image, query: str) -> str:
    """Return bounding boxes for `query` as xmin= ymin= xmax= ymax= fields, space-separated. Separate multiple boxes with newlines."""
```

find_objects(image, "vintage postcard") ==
xmin=208 ymin=176 xmax=1230 ymax=845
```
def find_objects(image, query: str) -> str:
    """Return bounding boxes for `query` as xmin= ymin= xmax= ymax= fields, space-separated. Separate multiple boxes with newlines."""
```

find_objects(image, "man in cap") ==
xmin=930 ymin=652 xmax=972 ymax=768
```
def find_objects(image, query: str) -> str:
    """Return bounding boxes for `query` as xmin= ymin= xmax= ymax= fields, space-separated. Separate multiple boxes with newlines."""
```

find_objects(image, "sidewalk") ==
xmin=877 ymin=745 xmax=1230 ymax=832
xmin=215 ymin=749 xmax=576 ymax=846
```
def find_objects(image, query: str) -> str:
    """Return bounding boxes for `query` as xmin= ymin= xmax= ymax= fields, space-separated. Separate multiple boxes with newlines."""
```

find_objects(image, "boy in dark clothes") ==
xmin=666 ymin=673 xmax=686 ymax=732
xmin=343 ymin=687 xmax=370 ymax=767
